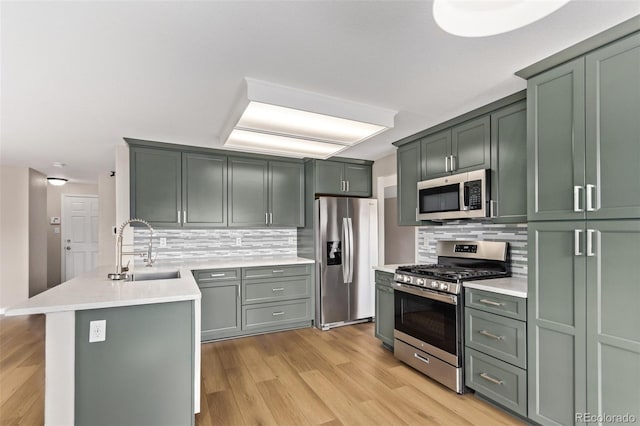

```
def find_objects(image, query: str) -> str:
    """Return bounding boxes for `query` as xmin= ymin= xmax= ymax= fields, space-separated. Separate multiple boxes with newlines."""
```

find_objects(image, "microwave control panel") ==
xmin=464 ymin=180 xmax=483 ymax=210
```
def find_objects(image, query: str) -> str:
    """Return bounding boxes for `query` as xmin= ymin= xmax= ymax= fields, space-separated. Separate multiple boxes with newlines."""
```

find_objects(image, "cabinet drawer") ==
xmin=465 ymin=308 xmax=526 ymax=368
xmin=375 ymin=270 xmax=394 ymax=286
xmin=194 ymin=268 xmax=240 ymax=283
xmin=243 ymin=276 xmax=311 ymax=304
xmin=242 ymin=299 xmax=312 ymax=330
xmin=465 ymin=288 xmax=526 ymax=320
xmin=465 ymin=348 xmax=527 ymax=417
xmin=242 ymin=264 xmax=311 ymax=279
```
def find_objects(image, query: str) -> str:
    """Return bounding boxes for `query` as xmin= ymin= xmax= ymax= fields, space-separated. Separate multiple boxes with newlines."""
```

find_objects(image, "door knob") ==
xmin=65 ymin=246 xmax=71 ymax=251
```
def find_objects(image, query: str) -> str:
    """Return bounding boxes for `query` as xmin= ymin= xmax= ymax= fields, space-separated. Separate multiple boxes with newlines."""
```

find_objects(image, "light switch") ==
xmin=54 ymin=227 xmax=60 ymax=234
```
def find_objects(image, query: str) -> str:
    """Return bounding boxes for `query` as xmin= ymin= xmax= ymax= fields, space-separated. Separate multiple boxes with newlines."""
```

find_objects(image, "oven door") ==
xmin=392 ymin=282 xmax=461 ymax=366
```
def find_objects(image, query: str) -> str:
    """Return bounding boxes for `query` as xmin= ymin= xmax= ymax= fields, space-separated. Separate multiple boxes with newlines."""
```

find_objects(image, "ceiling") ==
xmin=1 ymin=1 xmax=638 ymax=184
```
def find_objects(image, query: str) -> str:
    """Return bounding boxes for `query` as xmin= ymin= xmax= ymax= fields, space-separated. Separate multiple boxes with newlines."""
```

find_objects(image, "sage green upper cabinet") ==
xmin=421 ymin=130 xmax=451 ymax=180
xmin=397 ymin=141 xmax=421 ymax=226
xmin=269 ymin=161 xmax=304 ymax=227
xmin=228 ymin=157 xmax=269 ymax=227
xmin=528 ymin=58 xmax=586 ymax=221
xmin=451 ymin=115 xmax=491 ymax=173
xmin=182 ymin=153 xmax=227 ymax=227
xmin=315 ymin=160 xmax=345 ymax=194
xmin=314 ymin=159 xmax=372 ymax=197
xmin=229 ymin=157 xmax=304 ymax=227
xmin=490 ymin=101 xmax=527 ymax=222
xmin=130 ymin=147 xmax=181 ymax=227
xmin=529 ymin=33 xmax=640 ymax=222
xmin=585 ymin=33 xmax=640 ymax=220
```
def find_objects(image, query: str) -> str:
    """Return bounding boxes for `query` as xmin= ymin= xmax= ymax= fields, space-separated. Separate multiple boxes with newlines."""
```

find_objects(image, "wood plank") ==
xmin=224 ymin=366 xmax=278 ymax=425
xmin=256 ymin=378 xmax=312 ymax=426
xmin=206 ymin=389 xmax=244 ymax=425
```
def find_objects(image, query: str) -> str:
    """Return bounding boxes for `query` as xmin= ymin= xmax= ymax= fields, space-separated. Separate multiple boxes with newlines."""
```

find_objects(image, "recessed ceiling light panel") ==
xmin=433 ymin=0 xmax=572 ymax=37
xmin=226 ymin=129 xmax=346 ymax=159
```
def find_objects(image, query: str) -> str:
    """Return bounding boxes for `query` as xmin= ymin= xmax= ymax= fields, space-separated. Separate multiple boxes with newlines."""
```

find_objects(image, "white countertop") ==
xmin=463 ymin=277 xmax=527 ymax=298
xmin=5 ymin=256 xmax=315 ymax=316
xmin=372 ymin=264 xmax=402 ymax=274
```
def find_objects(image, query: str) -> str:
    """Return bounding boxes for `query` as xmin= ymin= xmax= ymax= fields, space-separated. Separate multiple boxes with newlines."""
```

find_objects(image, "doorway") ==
xmin=376 ymin=175 xmax=416 ymax=265
xmin=61 ymin=195 xmax=99 ymax=281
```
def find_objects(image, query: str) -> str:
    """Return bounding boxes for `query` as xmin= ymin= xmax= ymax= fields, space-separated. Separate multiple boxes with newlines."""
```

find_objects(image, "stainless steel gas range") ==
xmin=392 ymin=240 xmax=510 ymax=393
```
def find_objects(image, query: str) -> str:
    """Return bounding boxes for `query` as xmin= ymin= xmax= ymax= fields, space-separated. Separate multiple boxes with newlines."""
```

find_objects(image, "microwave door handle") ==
xmin=461 ymin=183 xmax=469 ymax=210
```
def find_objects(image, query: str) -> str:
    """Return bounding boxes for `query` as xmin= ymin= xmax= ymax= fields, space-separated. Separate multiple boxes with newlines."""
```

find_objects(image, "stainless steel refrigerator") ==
xmin=315 ymin=197 xmax=378 ymax=330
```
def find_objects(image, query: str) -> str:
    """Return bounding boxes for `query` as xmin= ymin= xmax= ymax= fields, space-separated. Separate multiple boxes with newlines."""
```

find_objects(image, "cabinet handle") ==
xmin=575 ymin=229 xmax=583 ymax=256
xmin=413 ymin=353 xmax=430 ymax=364
xmin=272 ymin=287 xmax=285 ymax=292
xmin=183 ymin=210 xmax=187 ymax=224
xmin=490 ymin=200 xmax=497 ymax=218
xmin=444 ymin=156 xmax=449 ymax=172
xmin=480 ymin=373 xmax=504 ymax=386
xmin=574 ymin=186 xmax=584 ymax=212
xmin=272 ymin=311 xmax=285 ymax=316
xmin=269 ymin=212 xmax=273 ymax=225
xmin=586 ymin=184 xmax=596 ymax=212
xmin=210 ymin=273 xmax=225 ymax=278
xmin=450 ymin=155 xmax=456 ymax=171
xmin=479 ymin=299 xmax=504 ymax=307
xmin=586 ymin=229 xmax=596 ymax=257
xmin=346 ymin=181 xmax=350 ymax=192
xmin=272 ymin=270 xmax=284 ymax=273
xmin=237 ymin=285 xmax=240 ymax=298
xmin=479 ymin=330 xmax=504 ymax=341
xmin=265 ymin=212 xmax=268 ymax=225
xmin=177 ymin=210 xmax=181 ymax=224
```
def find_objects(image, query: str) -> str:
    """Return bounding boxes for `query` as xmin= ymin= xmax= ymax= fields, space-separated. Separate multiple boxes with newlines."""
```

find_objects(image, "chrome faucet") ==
xmin=108 ymin=218 xmax=155 ymax=280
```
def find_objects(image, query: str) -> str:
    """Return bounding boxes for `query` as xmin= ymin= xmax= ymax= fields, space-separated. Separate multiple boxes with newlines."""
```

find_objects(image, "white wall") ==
xmin=29 ymin=168 xmax=48 ymax=296
xmin=98 ymin=174 xmax=116 ymax=267
xmin=0 ymin=167 xmax=30 ymax=311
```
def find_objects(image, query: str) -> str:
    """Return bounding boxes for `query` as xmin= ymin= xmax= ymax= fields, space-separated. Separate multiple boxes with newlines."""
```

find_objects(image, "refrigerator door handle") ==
xmin=347 ymin=218 xmax=354 ymax=283
xmin=342 ymin=218 xmax=350 ymax=283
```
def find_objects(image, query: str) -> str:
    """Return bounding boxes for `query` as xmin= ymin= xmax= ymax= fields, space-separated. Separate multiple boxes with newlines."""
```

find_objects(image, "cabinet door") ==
xmin=528 ymin=221 xmax=587 ymax=426
xmin=315 ymin=160 xmax=345 ymax=194
xmin=585 ymin=33 xmax=640 ymax=220
xmin=375 ymin=284 xmax=394 ymax=349
xmin=130 ymin=147 xmax=181 ymax=227
xmin=451 ymin=115 xmax=490 ymax=173
xmin=344 ymin=163 xmax=372 ymax=197
xmin=421 ymin=130 xmax=451 ymax=179
xmin=586 ymin=220 xmax=640 ymax=421
xmin=528 ymin=58 xmax=586 ymax=221
xmin=200 ymin=281 xmax=241 ymax=341
xmin=490 ymin=102 xmax=527 ymax=222
xmin=269 ymin=161 xmax=304 ymax=227
xmin=228 ymin=157 xmax=269 ymax=227
xmin=397 ymin=141 xmax=421 ymax=226
xmin=182 ymin=153 xmax=227 ymax=227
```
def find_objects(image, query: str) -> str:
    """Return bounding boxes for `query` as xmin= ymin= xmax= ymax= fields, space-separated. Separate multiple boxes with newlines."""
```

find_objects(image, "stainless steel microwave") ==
xmin=416 ymin=169 xmax=489 ymax=221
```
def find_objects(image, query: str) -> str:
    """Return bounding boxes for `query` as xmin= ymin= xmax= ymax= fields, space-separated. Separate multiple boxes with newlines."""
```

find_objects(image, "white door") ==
xmin=62 ymin=195 xmax=99 ymax=281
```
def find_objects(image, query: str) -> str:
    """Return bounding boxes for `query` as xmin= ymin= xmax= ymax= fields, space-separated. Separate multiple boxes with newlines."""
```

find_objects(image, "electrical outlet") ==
xmin=89 ymin=320 xmax=106 ymax=343
xmin=159 ymin=237 xmax=167 ymax=248
xmin=235 ymin=237 xmax=242 ymax=246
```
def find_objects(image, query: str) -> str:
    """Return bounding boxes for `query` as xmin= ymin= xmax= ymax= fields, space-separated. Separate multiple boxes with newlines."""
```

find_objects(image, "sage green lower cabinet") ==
xmin=529 ymin=220 xmax=640 ymax=425
xmin=374 ymin=270 xmax=394 ymax=349
xmin=397 ymin=141 xmax=421 ymax=226
xmin=464 ymin=288 xmax=527 ymax=418
xmin=197 ymin=264 xmax=313 ymax=341
xmin=75 ymin=302 xmax=194 ymax=426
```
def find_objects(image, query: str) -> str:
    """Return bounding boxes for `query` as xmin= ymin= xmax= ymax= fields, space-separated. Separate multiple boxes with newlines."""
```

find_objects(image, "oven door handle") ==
xmin=392 ymin=282 xmax=457 ymax=305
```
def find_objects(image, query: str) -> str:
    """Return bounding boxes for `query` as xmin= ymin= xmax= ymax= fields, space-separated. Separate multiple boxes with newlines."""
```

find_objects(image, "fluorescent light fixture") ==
xmin=47 ymin=177 xmax=68 ymax=186
xmin=433 ymin=0 xmax=571 ymax=37
xmin=221 ymin=78 xmax=396 ymax=159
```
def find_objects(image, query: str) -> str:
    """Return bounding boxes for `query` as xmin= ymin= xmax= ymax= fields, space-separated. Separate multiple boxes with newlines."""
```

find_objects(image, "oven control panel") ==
xmin=393 ymin=273 xmax=461 ymax=295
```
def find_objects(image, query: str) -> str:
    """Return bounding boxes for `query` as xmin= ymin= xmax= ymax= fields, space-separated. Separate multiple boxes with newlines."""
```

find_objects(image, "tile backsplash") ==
xmin=417 ymin=222 xmax=528 ymax=278
xmin=133 ymin=228 xmax=297 ymax=265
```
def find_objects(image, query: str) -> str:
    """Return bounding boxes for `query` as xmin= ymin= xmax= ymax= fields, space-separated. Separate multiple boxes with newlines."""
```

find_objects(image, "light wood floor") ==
xmin=0 ymin=315 xmax=522 ymax=425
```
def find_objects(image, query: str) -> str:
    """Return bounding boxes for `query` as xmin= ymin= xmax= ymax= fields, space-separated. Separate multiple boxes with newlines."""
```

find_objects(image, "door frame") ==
xmin=60 ymin=194 xmax=99 ymax=282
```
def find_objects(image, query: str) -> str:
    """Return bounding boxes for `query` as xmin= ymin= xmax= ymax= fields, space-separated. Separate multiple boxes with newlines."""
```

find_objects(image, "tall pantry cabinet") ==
xmin=526 ymin=32 xmax=640 ymax=425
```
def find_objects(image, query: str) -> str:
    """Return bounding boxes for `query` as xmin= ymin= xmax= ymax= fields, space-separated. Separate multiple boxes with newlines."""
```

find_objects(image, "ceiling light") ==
xmin=433 ymin=0 xmax=572 ymax=37
xmin=220 ymin=78 xmax=396 ymax=159
xmin=47 ymin=177 xmax=68 ymax=186
xmin=53 ymin=162 xmax=66 ymax=168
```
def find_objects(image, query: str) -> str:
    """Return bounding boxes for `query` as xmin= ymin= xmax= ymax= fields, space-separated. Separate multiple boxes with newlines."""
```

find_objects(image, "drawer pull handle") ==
xmin=479 ymin=299 xmax=505 ymax=307
xmin=479 ymin=330 xmax=504 ymax=341
xmin=413 ymin=353 xmax=430 ymax=364
xmin=273 ymin=270 xmax=285 ymax=273
xmin=210 ymin=273 xmax=226 ymax=278
xmin=480 ymin=372 xmax=504 ymax=385
xmin=272 ymin=287 xmax=285 ymax=292
xmin=272 ymin=311 xmax=285 ymax=316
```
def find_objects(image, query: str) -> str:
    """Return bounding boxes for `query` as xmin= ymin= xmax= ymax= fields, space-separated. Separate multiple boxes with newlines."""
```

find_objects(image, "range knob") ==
xmin=416 ymin=278 xmax=425 ymax=286
xmin=431 ymin=281 xmax=439 ymax=289
xmin=404 ymin=275 xmax=412 ymax=283
xmin=439 ymin=282 xmax=449 ymax=291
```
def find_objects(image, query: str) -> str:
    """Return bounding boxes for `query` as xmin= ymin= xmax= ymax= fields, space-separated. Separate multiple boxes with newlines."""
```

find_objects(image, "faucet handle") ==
xmin=122 ymin=260 xmax=130 ymax=272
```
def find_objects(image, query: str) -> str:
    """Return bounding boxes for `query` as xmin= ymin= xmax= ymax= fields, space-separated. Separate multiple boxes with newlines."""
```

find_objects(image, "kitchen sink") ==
xmin=127 ymin=270 xmax=181 ymax=281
